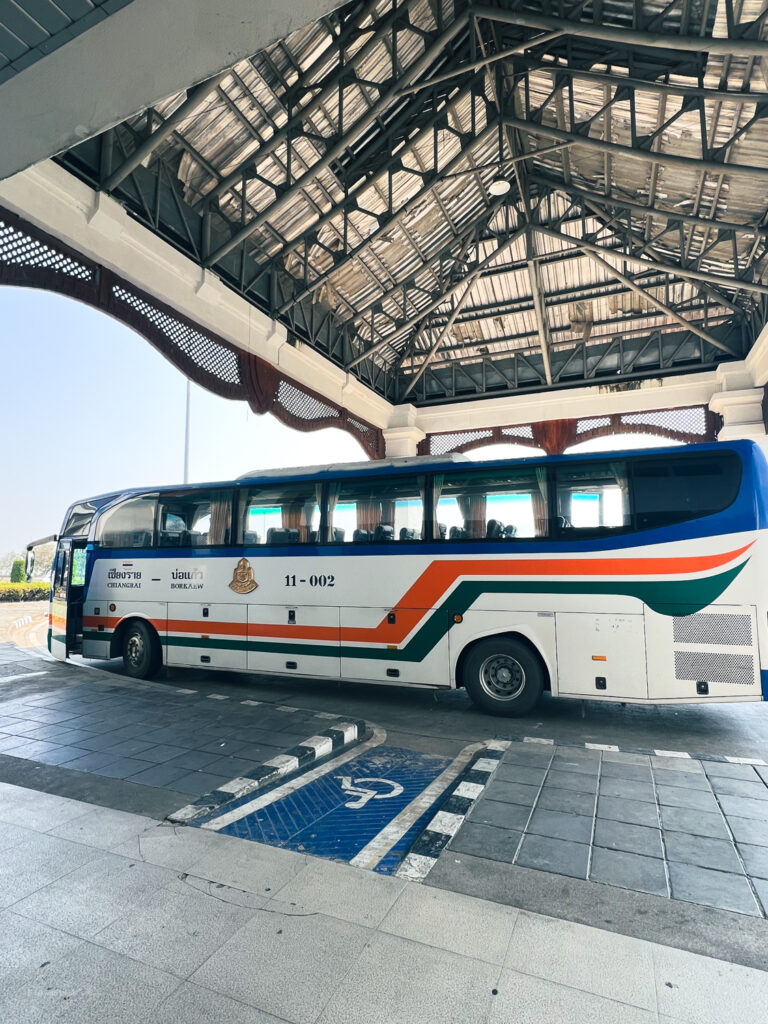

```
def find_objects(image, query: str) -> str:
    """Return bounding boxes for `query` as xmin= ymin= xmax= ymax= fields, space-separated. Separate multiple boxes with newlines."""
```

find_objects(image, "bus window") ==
xmin=631 ymin=451 xmax=742 ymax=530
xmin=238 ymin=482 xmax=321 ymax=545
xmin=96 ymin=495 xmax=157 ymax=549
xmin=157 ymin=490 xmax=232 ymax=547
xmin=555 ymin=461 xmax=630 ymax=536
xmin=330 ymin=475 xmax=425 ymax=543
xmin=435 ymin=466 xmax=548 ymax=540
xmin=61 ymin=501 xmax=101 ymax=538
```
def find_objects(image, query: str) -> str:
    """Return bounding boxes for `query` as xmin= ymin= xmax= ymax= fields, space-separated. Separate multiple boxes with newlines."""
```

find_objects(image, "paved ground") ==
xmin=0 ymin=643 xmax=352 ymax=818
xmin=72 ymin=649 xmax=768 ymax=763
xmin=1 ymin=779 xmax=767 ymax=1024
xmin=0 ymin=600 xmax=47 ymax=648
xmin=452 ymin=742 xmax=768 ymax=916
xmin=2 ymin=640 xmax=768 ymax=978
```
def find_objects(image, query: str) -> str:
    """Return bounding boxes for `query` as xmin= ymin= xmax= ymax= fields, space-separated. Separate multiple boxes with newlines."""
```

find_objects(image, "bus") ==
xmin=30 ymin=440 xmax=768 ymax=716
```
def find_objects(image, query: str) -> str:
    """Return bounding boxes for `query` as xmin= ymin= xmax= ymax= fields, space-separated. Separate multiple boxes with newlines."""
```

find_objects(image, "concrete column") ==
xmin=383 ymin=406 xmax=426 ymax=457
xmin=709 ymin=363 xmax=766 ymax=442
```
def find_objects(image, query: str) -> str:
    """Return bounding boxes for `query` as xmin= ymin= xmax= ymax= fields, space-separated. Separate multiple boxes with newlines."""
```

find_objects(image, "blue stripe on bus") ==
xmin=761 ymin=670 xmax=768 ymax=701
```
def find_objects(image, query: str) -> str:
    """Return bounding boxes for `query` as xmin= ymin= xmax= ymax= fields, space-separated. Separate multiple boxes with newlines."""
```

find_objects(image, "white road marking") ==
xmin=349 ymin=741 xmax=488 ymax=871
xmin=299 ymin=735 xmax=334 ymax=759
xmin=314 ymin=711 xmax=339 ymax=719
xmin=265 ymin=754 xmax=300 ymax=776
xmin=523 ymin=736 xmax=554 ymax=745
xmin=428 ymin=810 xmax=465 ymax=837
xmin=339 ymin=776 xmax=404 ymax=809
xmin=473 ymin=757 xmax=501 ymax=773
xmin=275 ymin=705 xmax=299 ymax=713
xmin=202 ymin=727 xmax=386 ymax=831
xmin=207 ymin=694 xmax=228 ymax=700
xmin=454 ymin=780 xmax=484 ymax=800
xmin=176 ymin=688 xmax=197 ymax=694
xmin=241 ymin=699 xmax=261 ymax=706
xmin=397 ymin=852 xmax=439 ymax=881
xmin=654 ymin=749 xmax=691 ymax=758
xmin=725 ymin=756 xmax=767 ymax=765
xmin=585 ymin=743 xmax=619 ymax=751
xmin=0 ymin=671 xmax=48 ymax=683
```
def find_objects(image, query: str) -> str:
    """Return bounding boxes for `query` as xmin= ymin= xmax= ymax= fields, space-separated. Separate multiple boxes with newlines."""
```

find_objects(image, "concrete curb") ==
xmin=396 ymin=740 xmax=509 ymax=881
xmin=168 ymin=718 xmax=370 ymax=824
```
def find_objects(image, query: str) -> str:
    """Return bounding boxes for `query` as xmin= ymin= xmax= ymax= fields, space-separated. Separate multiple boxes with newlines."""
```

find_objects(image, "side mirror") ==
xmin=25 ymin=547 xmax=35 ymax=582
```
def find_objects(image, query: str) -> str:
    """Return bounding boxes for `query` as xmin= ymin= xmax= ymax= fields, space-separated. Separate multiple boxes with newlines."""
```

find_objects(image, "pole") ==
xmin=183 ymin=379 xmax=191 ymax=484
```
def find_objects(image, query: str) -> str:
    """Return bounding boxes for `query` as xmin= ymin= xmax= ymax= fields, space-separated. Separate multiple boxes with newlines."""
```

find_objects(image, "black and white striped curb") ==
xmin=512 ymin=735 xmax=768 ymax=766
xmin=169 ymin=719 xmax=370 ymax=824
xmin=396 ymin=740 xmax=509 ymax=881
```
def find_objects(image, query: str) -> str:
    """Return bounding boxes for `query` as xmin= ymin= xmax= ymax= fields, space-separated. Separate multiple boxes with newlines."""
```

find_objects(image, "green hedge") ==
xmin=0 ymin=583 xmax=51 ymax=602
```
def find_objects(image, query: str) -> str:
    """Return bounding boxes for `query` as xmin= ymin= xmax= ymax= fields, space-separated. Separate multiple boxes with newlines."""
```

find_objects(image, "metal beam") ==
xmin=526 ymin=232 xmax=554 ymax=384
xmin=346 ymin=225 xmax=526 ymax=369
xmin=583 ymin=249 xmax=737 ymax=356
xmin=472 ymin=5 xmax=768 ymax=58
xmin=531 ymin=173 xmax=768 ymax=239
xmin=395 ymin=30 xmax=563 ymax=96
xmin=200 ymin=0 xmax=415 ymax=207
xmin=278 ymin=120 xmax=500 ymax=315
xmin=206 ymin=14 xmax=469 ymax=266
xmin=402 ymin=276 xmax=480 ymax=397
xmin=510 ymin=57 xmax=768 ymax=107
xmin=503 ymin=114 xmax=768 ymax=183
xmin=534 ymin=224 xmax=768 ymax=298
xmin=102 ymin=72 xmax=230 ymax=192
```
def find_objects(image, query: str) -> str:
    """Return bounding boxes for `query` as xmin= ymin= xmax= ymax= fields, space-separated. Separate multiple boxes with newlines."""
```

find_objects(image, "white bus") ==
xmin=32 ymin=441 xmax=768 ymax=716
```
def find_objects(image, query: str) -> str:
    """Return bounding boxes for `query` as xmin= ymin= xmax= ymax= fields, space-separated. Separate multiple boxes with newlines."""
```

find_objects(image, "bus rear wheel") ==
xmin=122 ymin=620 xmax=161 ymax=680
xmin=462 ymin=637 xmax=544 ymax=717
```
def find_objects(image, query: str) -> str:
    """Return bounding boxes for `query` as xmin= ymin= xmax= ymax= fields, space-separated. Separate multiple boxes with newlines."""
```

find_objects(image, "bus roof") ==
xmin=70 ymin=438 xmax=767 ymax=504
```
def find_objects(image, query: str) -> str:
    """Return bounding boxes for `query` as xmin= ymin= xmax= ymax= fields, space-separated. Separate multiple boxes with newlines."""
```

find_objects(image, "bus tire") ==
xmin=462 ymin=636 xmax=544 ymax=717
xmin=122 ymin=620 xmax=162 ymax=680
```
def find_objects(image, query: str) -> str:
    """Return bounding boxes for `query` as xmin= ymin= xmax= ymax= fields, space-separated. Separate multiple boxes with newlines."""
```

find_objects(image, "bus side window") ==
xmin=631 ymin=452 xmax=741 ymax=530
xmin=239 ymin=483 xmax=321 ymax=545
xmin=554 ymin=462 xmax=630 ymax=536
xmin=435 ymin=467 xmax=548 ymax=540
xmin=95 ymin=495 xmax=157 ymax=549
xmin=156 ymin=490 xmax=232 ymax=547
xmin=330 ymin=475 xmax=425 ymax=543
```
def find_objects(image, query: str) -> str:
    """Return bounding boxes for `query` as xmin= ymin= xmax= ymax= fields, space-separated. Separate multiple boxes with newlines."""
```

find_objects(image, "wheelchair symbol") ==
xmin=338 ymin=776 xmax=404 ymax=809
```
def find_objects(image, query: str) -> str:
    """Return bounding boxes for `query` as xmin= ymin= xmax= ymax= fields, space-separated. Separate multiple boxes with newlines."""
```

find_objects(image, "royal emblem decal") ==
xmin=229 ymin=557 xmax=258 ymax=595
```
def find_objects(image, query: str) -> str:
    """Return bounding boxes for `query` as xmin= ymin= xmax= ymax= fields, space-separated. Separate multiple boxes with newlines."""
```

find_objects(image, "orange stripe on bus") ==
xmin=82 ymin=543 xmax=752 ymax=650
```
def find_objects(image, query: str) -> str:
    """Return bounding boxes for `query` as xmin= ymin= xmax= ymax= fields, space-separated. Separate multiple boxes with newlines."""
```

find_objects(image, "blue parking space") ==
xmin=214 ymin=746 xmax=451 ymax=866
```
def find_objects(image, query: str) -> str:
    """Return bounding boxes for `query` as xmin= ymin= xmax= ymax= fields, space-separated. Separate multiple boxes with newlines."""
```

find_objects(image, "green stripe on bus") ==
xmin=103 ymin=561 xmax=746 ymax=665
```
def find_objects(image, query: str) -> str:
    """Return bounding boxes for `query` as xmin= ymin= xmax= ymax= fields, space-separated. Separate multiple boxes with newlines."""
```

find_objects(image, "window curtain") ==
xmin=432 ymin=473 xmax=444 ymax=538
xmin=282 ymin=501 xmax=304 ymax=539
xmin=457 ymin=492 xmax=486 ymax=538
xmin=532 ymin=468 xmax=548 ymax=537
xmin=326 ymin=482 xmax=339 ymax=542
xmin=380 ymin=499 xmax=396 ymax=525
xmin=609 ymin=462 xmax=630 ymax=524
xmin=209 ymin=490 xmax=231 ymax=545
xmin=357 ymin=498 xmax=380 ymax=532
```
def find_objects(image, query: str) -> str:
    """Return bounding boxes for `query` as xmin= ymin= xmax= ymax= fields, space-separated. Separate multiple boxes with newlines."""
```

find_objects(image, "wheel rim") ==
xmin=126 ymin=631 xmax=145 ymax=669
xmin=478 ymin=653 xmax=526 ymax=701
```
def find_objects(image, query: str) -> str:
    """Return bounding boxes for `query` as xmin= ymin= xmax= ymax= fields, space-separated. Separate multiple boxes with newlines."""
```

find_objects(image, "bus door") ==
xmin=49 ymin=539 xmax=87 ymax=660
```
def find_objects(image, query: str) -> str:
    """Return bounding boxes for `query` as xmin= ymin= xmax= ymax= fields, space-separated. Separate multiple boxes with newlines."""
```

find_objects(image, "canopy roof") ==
xmin=58 ymin=0 xmax=768 ymax=406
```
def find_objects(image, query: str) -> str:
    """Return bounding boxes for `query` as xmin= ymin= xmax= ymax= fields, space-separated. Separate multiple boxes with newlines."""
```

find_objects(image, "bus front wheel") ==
xmin=462 ymin=637 xmax=544 ymax=716
xmin=122 ymin=620 xmax=162 ymax=680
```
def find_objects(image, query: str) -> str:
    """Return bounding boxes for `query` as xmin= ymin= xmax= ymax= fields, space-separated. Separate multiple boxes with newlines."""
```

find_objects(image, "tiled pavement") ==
xmin=0 ymin=645 xmax=344 ymax=799
xmin=451 ymin=740 xmax=768 ymax=917
xmin=1 ymin=779 xmax=768 ymax=1024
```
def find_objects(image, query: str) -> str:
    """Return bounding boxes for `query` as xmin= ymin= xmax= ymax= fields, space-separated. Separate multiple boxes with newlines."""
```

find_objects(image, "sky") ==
xmin=0 ymin=286 xmax=677 ymax=555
